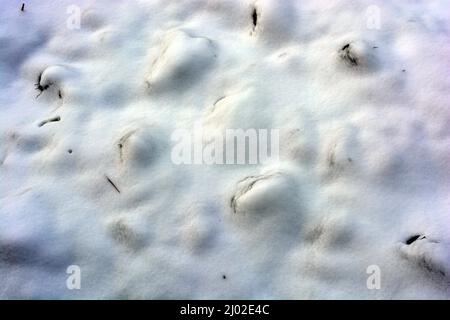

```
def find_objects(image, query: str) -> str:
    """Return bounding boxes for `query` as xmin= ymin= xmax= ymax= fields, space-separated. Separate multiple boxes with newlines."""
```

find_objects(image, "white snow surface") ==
xmin=1 ymin=0 xmax=450 ymax=299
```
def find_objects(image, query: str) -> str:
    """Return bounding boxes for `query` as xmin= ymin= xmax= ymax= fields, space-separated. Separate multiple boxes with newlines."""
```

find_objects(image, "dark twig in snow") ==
xmin=405 ymin=234 xmax=425 ymax=245
xmin=105 ymin=175 xmax=121 ymax=194
xmin=21 ymin=3 xmax=25 ymax=12
xmin=38 ymin=116 xmax=60 ymax=127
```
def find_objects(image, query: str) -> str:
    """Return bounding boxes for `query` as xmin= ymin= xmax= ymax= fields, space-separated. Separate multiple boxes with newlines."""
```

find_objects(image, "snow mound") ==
xmin=1 ymin=0 xmax=450 ymax=299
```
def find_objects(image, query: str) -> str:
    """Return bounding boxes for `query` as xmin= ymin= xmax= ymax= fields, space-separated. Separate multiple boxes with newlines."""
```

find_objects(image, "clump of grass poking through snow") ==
xmin=339 ymin=43 xmax=359 ymax=67
xmin=230 ymin=173 xmax=280 ymax=214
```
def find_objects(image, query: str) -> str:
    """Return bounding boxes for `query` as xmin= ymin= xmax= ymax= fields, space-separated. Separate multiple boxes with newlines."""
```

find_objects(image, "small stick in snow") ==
xmin=213 ymin=96 xmax=226 ymax=106
xmin=38 ymin=116 xmax=61 ymax=127
xmin=21 ymin=3 xmax=25 ymax=12
xmin=252 ymin=7 xmax=258 ymax=28
xmin=250 ymin=6 xmax=258 ymax=33
xmin=105 ymin=175 xmax=121 ymax=194
xmin=405 ymin=234 xmax=425 ymax=245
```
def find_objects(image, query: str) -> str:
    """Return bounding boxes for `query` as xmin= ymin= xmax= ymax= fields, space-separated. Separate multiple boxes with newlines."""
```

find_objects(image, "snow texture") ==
xmin=0 ymin=0 xmax=450 ymax=299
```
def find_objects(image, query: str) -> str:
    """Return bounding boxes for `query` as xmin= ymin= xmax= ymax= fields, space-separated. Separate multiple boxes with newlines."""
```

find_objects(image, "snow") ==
xmin=1 ymin=0 xmax=450 ymax=299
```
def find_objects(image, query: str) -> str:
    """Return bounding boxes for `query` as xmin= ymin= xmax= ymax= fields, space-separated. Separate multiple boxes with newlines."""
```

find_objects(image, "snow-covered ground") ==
xmin=1 ymin=0 xmax=450 ymax=299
